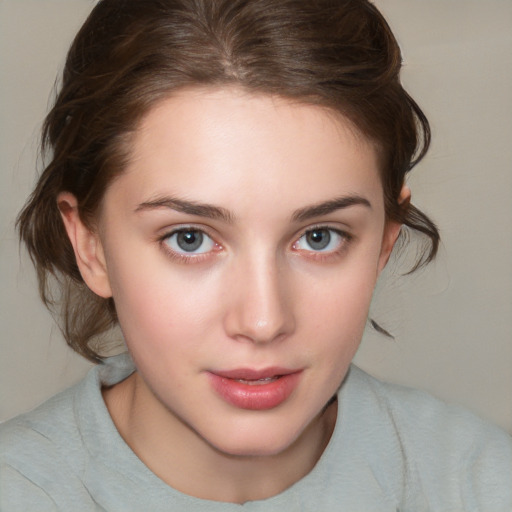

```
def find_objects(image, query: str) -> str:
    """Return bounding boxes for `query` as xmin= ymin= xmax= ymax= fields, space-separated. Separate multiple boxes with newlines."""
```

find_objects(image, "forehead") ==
xmin=110 ymin=87 xmax=384 ymax=215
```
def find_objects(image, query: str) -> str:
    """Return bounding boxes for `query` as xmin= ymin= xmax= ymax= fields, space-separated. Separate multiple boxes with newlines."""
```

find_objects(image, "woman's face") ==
xmin=91 ymin=87 xmax=400 ymax=456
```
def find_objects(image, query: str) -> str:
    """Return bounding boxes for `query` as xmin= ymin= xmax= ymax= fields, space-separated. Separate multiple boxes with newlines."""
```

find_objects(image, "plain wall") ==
xmin=1 ymin=0 xmax=511 ymax=432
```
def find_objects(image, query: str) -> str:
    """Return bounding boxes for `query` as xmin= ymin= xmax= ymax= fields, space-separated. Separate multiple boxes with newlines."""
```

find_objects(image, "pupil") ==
xmin=307 ymin=229 xmax=330 ymax=250
xmin=177 ymin=230 xmax=203 ymax=252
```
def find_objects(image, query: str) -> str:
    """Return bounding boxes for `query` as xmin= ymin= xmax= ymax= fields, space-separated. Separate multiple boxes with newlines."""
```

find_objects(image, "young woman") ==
xmin=1 ymin=0 xmax=511 ymax=510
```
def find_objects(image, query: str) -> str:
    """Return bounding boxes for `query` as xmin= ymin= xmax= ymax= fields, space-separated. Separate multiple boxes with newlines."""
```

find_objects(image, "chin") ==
xmin=212 ymin=437 xmax=296 ymax=459
xmin=203 ymin=414 xmax=315 ymax=459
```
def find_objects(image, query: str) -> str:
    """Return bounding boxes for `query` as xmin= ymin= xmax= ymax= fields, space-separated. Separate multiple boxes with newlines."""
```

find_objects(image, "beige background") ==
xmin=1 ymin=0 xmax=511 ymax=432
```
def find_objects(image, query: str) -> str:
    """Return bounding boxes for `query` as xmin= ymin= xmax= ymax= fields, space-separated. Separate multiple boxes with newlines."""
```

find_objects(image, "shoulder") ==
xmin=0 ymin=354 xmax=134 ymax=461
xmin=348 ymin=365 xmax=511 ymax=447
xmin=342 ymin=365 xmax=512 ymax=510
xmin=0 ymin=355 xmax=134 ymax=511
xmin=1 ymin=380 xmax=81 ymax=461
xmin=0 ymin=379 xmax=93 ymax=510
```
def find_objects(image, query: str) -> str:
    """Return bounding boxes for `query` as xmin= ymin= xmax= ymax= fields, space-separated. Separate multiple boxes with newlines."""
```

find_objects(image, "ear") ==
xmin=57 ymin=192 xmax=112 ymax=298
xmin=377 ymin=185 xmax=411 ymax=274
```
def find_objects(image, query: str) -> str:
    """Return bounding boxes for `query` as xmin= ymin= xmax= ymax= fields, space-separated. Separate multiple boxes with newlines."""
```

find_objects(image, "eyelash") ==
xmin=158 ymin=225 xmax=352 ymax=264
xmin=292 ymin=226 xmax=352 ymax=262
xmin=159 ymin=227 xmax=221 ymax=264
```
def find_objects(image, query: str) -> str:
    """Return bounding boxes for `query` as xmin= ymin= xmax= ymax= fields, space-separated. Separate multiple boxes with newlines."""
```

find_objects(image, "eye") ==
xmin=164 ymin=228 xmax=215 ymax=254
xmin=294 ymin=227 xmax=347 ymax=252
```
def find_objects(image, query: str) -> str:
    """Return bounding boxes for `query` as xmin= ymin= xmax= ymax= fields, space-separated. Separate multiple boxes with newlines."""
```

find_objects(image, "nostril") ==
xmin=224 ymin=296 xmax=295 ymax=345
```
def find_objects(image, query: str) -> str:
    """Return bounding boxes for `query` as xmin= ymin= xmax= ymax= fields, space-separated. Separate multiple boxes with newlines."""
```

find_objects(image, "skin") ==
xmin=59 ymin=87 xmax=408 ymax=503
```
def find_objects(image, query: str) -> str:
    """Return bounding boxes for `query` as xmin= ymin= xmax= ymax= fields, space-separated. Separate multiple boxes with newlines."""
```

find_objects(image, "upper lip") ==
xmin=210 ymin=367 xmax=301 ymax=380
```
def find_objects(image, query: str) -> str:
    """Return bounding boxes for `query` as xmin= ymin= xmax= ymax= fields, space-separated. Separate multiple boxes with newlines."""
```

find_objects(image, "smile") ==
xmin=207 ymin=368 xmax=303 ymax=410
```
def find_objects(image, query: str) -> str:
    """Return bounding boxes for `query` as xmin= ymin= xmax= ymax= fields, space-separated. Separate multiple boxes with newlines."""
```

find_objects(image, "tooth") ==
xmin=235 ymin=376 xmax=279 ymax=385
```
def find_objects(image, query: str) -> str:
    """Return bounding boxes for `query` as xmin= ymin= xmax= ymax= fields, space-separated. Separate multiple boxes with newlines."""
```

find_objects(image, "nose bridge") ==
xmin=225 ymin=249 xmax=295 ymax=344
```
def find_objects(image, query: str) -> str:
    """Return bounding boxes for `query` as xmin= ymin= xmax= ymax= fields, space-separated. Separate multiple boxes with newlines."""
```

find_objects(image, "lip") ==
xmin=207 ymin=367 xmax=303 ymax=410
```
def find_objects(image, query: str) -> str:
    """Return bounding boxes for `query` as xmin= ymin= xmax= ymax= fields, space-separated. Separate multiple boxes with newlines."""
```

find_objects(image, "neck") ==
xmin=103 ymin=371 xmax=337 ymax=503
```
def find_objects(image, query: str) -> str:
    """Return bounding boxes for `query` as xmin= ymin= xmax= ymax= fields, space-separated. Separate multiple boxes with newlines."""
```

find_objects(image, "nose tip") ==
xmin=224 ymin=261 xmax=295 ymax=345
xmin=242 ymin=316 xmax=289 ymax=345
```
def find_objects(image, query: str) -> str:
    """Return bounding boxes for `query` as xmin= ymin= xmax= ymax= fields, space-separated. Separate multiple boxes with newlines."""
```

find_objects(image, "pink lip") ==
xmin=208 ymin=368 xmax=302 ymax=410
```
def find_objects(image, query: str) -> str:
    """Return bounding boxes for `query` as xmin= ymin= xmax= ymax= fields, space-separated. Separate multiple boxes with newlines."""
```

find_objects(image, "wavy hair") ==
xmin=18 ymin=0 xmax=439 ymax=361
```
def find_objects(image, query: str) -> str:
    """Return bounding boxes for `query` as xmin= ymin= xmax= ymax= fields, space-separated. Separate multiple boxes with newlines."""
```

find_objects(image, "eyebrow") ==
xmin=291 ymin=195 xmax=372 ymax=222
xmin=135 ymin=196 xmax=235 ymax=223
xmin=135 ymin=194 xmax=371 ymax=224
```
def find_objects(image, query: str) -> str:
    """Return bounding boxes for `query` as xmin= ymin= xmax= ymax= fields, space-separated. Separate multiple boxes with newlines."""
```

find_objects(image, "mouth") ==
xmin=213 ymin=367 xmax=297 ymax=380
xmin=207 ymin=367 xmax=302 ymax=410
xmin=233 ymin=376 xmax=281 ymax=385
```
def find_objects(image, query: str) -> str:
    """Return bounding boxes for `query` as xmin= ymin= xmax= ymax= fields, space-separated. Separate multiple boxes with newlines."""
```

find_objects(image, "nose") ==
xmin=223 ymin=254 xmax=296 ymax=345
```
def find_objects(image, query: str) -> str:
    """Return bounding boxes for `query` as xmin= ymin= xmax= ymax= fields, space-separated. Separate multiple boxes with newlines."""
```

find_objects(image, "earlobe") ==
xmin=57 ymin=192 xmax=112 ymax=298
xmin=377 ymin=185 xmax=411 ymax=274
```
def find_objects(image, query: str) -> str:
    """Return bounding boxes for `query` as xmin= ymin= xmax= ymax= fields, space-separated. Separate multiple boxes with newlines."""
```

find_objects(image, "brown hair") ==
xmin=18 ymin=0 xmax=439 ymax=361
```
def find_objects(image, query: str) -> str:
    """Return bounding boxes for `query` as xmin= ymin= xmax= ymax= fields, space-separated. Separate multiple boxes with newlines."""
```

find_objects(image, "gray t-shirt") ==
xmin=1 ymin=354 xmax=511 ymax=511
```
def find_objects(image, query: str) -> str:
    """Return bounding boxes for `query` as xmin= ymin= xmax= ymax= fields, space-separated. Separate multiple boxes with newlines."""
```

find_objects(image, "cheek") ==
xmin=304 ymin=257 xmax=378 ymax=323
xmin=106 ymin=249 xmax=222 ymax=349
xmin=301 ymin=256 xmax=379 ymax=355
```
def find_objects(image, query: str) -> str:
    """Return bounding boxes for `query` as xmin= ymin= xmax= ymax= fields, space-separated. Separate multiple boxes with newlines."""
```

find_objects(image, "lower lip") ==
xmin=208 ymin=371 xmax=302 ymax=410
